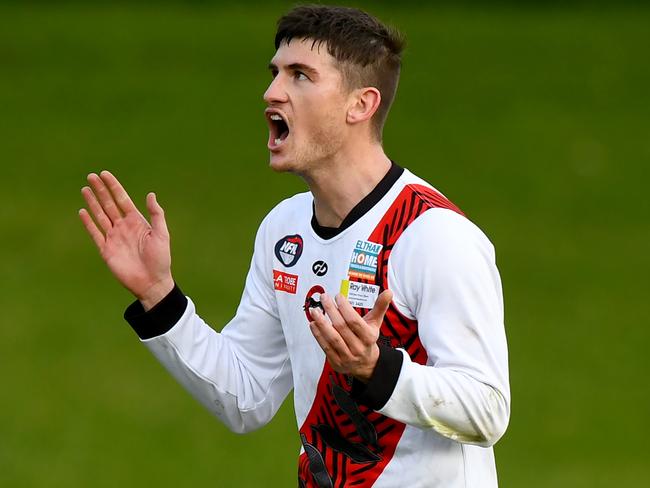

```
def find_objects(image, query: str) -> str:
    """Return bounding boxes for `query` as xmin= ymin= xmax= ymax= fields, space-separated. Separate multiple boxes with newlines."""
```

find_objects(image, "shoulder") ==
xmin=388 ymin=208 xmax=499 ymax=318
xmin=409 ymin=208 xmax=492 ymax=248
xmin=261 ymin=191 xmax=312 ymax=225
xmin=394 ymin=167 xmax=492 ymax=254
xmin=254 ymin=191 xmax=312 ymax=236
xmin=394 ymin=208 xmax=496 ymax=274
xmin=249 ymin=191 xmax=313 ymax=258
xmin=388 ymin=171 xmax=496 ymax=278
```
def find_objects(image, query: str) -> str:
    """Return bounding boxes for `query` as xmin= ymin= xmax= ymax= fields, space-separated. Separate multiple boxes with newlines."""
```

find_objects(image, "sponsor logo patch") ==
xmin=347 ymin=239 xmax=382 ymax=282
xmin=340 ymin=279 xmax=380 ymax=309
xmin=312 ymin=260 xmax=328 ymax=276
xmin=303 ymin=285 xmax=325 ymax=321
xmin=274 ymin=234 xmax=303 ymax=267
xmin=273 ymin=270 xmax=298 ymax=294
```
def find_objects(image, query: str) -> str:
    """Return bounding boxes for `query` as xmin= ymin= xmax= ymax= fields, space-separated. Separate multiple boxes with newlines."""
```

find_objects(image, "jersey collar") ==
xmin=311 ymin=161 xmax=404 ymax=240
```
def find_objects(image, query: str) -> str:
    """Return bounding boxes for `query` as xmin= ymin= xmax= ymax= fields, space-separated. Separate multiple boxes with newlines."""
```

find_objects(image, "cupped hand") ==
xmin=309 ymin=289 xmax=393 ymax=382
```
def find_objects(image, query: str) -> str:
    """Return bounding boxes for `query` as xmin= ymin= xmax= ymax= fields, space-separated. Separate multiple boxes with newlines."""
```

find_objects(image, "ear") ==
xmin=346 ymin=87 xmax=382 ymax=125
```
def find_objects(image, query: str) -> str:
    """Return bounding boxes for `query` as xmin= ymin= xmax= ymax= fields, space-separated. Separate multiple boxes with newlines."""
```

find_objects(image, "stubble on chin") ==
xmin=295 ymin=119 xmax=346 ymax=174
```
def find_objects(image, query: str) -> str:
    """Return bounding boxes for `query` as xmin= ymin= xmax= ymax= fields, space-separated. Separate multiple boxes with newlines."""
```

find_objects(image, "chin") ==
xmin=269 ymin=152 xmax=297 ymax=173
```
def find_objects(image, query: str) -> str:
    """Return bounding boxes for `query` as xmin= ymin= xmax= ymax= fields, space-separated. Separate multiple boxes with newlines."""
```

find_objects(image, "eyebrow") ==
xmin=268 ymin=62 xmax=319 ymax=77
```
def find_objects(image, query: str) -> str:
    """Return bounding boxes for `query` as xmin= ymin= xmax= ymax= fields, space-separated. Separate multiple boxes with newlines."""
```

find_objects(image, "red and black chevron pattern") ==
xmin=298 ymin=184 xmax=464 ymax=487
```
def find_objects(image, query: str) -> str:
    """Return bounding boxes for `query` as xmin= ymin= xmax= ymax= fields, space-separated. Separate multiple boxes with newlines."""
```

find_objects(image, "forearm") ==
xmin=379 ymin=348 xmax=510 ymax=446
xmin=358 ymin=348 xmax=509 ymax=447
xmin=125 ymin=287 xmax=292 ymax=433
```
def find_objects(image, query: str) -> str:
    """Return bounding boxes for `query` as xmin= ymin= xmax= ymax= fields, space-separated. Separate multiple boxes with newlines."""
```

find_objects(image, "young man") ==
xmin=79 ymin=5 xmax=510 ymax=487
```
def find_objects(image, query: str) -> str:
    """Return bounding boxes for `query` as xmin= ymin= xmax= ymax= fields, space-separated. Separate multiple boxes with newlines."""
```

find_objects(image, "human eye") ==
xmin=294 ymin=71 xmax=309 ymax=81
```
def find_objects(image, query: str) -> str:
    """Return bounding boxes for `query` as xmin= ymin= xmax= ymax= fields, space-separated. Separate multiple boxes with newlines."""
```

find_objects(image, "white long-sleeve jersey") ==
xmin=125 ymin=164 xmax=510 ymax=487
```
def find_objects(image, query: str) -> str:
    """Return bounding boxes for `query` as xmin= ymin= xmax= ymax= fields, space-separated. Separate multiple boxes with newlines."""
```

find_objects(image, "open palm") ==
xmin=79 ymin=171 xmax=174 ymax=310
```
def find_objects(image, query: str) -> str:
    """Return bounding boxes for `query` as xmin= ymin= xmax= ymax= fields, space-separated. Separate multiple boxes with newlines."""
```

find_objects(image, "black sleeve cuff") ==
xmin=124 ymin=284 xmax=188 ymax=340
xmin=351 ymin=344 xmax=404 ymax=411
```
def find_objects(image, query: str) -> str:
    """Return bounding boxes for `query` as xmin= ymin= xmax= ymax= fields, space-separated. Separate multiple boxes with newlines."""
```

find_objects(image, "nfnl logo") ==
xmin=274 ymin=234 xmax=303 ymax=267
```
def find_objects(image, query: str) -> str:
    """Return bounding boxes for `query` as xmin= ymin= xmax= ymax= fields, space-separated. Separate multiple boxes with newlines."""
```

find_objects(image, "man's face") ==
xmin=264 ymin=38 xmax=349 ymax=174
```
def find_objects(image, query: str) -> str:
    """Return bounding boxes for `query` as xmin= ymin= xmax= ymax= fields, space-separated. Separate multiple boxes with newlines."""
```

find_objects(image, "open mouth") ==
xmin=266 ymin=109 xmax=290 ymax=149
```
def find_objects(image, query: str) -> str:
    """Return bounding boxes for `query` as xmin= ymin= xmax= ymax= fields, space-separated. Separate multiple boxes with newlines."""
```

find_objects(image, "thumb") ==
xmin=147 ymin=192 xmax=169 ymax=238
xmin=365 ymin=289 xmax=393 ymax=325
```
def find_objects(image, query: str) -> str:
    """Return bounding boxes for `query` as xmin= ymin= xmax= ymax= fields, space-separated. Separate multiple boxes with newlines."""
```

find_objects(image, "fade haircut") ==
xmin=275 ymin=5 xmax=405 ymax=141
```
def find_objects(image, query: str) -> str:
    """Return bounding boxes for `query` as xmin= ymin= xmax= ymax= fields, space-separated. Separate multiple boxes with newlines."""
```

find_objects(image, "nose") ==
xmin=263 ymin=74 xmax=288 ymax=105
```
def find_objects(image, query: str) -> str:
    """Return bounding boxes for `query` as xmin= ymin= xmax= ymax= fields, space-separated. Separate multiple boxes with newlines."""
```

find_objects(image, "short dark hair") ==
xmin=275 ymin=5 xmax=405 ymax=141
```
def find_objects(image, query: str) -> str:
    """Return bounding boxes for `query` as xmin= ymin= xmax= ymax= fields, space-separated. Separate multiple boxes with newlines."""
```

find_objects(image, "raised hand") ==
xmin=79 ymin=170 xmax=174 ymax=311
xmin=309 ymin=290 xmax=393 ymax=382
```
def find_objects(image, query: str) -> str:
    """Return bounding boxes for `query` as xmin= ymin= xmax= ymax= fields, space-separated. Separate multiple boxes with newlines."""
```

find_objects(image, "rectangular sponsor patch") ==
xmin=340 ymin=279 xmax=380 ymax=309
xmin=347 ymin=239 xmax=383 ymax=282
xmin=273 ymin=270 xmax=298 ymax=294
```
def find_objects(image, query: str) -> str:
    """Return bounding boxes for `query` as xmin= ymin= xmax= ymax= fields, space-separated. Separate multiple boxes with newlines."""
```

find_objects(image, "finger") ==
xmin=321 ymin=292 xmax=363 ymax=347
xmin=81 ymin=186 xmax=112 ymax=233
xmin=310 ymin=307 xmax=352 ymax=358
xmin=78 ymin=208 xmax=105 ymax=250
xmin=335 ymin=294 xmax=375 ymax=342
xmin=147 ymin=192 xmax=169 ymax=238
xmin=364 ymin=289 xmax=394 ymax=325
xmin=309 ymin=320 xmax=342 ymax=364
xmin=320 ymin=292 xmax=344 ymax=326
xmin=320 ymin=294 xmax=368 ymax=352
xmin=99 ymin=170 xmax=138 ymax=215
xmin=87 ymin=172 xmax=122 ymax=223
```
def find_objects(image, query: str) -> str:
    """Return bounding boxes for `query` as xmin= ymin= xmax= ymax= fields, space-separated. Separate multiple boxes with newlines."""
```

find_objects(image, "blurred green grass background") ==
xmin=1 ymin=1 xmax=649 ymax=486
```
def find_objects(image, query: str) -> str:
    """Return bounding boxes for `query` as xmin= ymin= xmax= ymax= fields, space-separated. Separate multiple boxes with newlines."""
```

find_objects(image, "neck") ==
xmin=302 ymin=140 xmax=392 ymax=228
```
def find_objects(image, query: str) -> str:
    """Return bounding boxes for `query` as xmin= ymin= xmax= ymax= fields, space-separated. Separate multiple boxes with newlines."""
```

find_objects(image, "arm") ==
xmin=79 ymin=172 xmax=292 ymax=433
xmin=375 ymin=209 xmax=510 ymax=446
xmin=309 ymin=209 xmax=509 ymax=447
xmin=126 ymin=237 xmax=292 ymax=433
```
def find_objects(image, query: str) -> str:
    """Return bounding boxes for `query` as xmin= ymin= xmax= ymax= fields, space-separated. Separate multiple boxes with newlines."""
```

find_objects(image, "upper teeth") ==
xmin=270 ymin=114 xmax=282 ymax=121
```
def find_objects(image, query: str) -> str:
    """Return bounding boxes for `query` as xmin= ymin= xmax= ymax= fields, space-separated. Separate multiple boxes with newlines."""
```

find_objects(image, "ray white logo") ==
xmin=349 ymin=282 xmax=376 ymax=293
xmin=340 ymin=279 xmax=380 ymax=309
xmin=274 ymin=234 xmax=304 ymax=267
